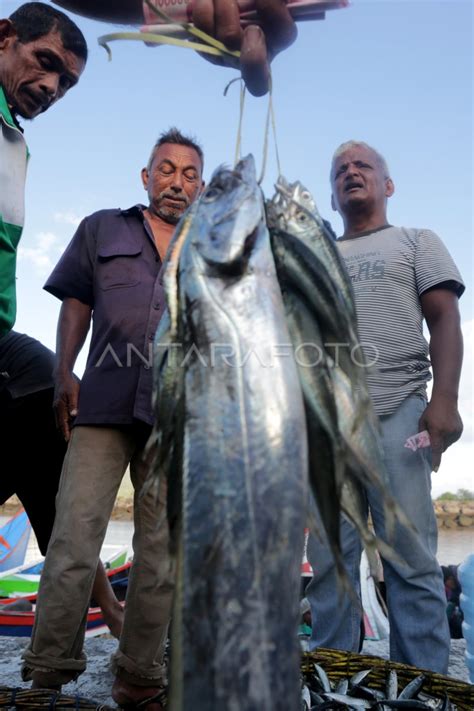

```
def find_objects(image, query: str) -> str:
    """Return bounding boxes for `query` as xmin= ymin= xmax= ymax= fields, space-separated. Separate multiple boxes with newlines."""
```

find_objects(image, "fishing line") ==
xmin=269 ymin=88 xmax=282 ymax=179
xmin=98 ymin=0 xmax=240 ymax=62
xmin=223 ymin=78 xmax=246 ymax=168
xmin=258 ymin=75 xmax=283 ymax=185
xmin=257 ymin=83 xmax=272 ymax=185
xmin=236 ymin=82 xmax=246 ymax=167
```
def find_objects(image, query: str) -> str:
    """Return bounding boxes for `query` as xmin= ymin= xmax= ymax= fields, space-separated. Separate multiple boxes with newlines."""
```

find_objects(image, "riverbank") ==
xmin=0 ymin=637 xmax=470 ymax=707
xmin=2 ymin=497 xmax=474 ymax=527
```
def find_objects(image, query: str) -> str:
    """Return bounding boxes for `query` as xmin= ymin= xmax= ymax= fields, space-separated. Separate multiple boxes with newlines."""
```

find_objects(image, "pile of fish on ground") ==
xmin=150 ymin=155 xmax=411 ymax=711
xmin=301 ymin=661 xmax=472 ymax=710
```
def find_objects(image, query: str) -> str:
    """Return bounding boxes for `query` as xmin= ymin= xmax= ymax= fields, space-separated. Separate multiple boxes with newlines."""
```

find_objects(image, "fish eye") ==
xmin=302 ymin=191 xmax=311 ymax=201
xmin=202 ymin=186 xmax=222 ymax=202
xmin=296 ymin=211 xmax=308 ymax=223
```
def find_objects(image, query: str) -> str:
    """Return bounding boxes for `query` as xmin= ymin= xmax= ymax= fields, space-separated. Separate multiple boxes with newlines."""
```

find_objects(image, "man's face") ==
xmin=331 ymin=144 xmax=393 ymax=216
xmin=0 ymin=24 xmax=85 ymax=119
xmin=142 ymin=143 xmax=203 ymax=225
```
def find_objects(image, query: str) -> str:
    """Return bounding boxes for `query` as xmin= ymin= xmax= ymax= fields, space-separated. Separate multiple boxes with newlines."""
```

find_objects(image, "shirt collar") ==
xmin=120 ymin=204 xmax=147 ymax=217
xmin=0 ymin=86 xmax=24 ymax=132
xmin=338 ymin=224 xmax=393 ymax=241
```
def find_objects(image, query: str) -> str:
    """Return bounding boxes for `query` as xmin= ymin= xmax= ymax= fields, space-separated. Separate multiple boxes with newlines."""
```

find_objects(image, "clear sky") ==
xmin=4 ymin=0 xmax=473 ymax=496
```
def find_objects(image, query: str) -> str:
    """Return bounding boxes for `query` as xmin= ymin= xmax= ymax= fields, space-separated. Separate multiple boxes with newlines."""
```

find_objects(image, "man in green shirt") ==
xmin=0 ymin=1 xmax=86 ymax=335
xmin=1 ymin=0 xmax=124 ymax=663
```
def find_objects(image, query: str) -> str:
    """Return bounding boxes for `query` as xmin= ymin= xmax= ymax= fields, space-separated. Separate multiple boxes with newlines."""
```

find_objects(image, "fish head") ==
xmin=268 ymin=176 xmax=323 ymax=238
xmin=191 ymin=154 xmax=265 ymax=271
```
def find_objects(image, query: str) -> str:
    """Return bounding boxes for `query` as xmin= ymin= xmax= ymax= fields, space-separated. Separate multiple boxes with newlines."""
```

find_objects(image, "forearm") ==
xmin=429 ymin=312 xmax=463 ymax=403
xmin=52 ymin=0 xmax=144 ymax=23
xmin=54 ymin=297 xmax=92 ymax=377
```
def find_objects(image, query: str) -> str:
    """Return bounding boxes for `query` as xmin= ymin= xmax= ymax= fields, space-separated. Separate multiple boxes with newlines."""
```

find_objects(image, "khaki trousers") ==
xmin=22 ymin=425 xmax=174 ymax=687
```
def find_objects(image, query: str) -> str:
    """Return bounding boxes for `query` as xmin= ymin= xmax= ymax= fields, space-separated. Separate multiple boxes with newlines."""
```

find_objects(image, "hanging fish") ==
xmin=154 ymin=155 xmax=308 ymax=711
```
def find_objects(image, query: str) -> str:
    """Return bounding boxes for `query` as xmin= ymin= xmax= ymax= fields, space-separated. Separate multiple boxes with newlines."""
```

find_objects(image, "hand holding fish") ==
xmin=418 ymin=396 xmax=463 ymax=472
xmin=53 ymin=1 xmax=347 ymax=97
xmin=52 ymin=0 xmax=296 ymax=96
xmin=192 ymin=0 xmax=297 ymax=96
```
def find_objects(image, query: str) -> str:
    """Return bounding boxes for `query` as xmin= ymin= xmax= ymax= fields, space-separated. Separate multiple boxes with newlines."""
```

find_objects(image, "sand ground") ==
xmin=0 ymin=637 xmax=470 ymax=708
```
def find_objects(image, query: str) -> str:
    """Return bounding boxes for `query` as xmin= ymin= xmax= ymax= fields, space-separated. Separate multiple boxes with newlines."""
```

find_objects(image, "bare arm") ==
xmin=53 ymin=0 xmax=297 ymax=97
xmin=54 ymin=297 xmax=92 ymax=441
xmin=419 ymin=288 xmax=463 ymax=471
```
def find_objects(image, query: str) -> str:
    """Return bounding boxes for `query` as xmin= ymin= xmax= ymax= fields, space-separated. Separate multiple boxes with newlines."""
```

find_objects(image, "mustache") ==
xmin=158 ymin=190 xmax=190 ymax=207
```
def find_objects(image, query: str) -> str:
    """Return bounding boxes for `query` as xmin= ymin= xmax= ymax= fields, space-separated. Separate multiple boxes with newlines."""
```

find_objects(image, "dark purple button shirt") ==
xmin=44 ymin=206 xmax=167 ymax=426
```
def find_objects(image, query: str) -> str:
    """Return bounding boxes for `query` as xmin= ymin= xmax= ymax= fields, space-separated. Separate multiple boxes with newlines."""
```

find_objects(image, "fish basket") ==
xmin=0 ymin=687 xmax=114 ymax=710
xmin=301 ymin=648 xmax=474 ymax=710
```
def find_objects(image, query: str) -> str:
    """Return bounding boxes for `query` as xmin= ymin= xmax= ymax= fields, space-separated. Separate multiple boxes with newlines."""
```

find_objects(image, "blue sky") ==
xmin=5 ymin=0 xmax=473 ymax=495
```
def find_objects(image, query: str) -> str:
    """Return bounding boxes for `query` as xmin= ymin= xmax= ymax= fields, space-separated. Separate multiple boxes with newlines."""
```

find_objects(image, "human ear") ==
xmin=0 ymin=20 xmax=16 ymax=50
xmin=385 ymin=178 xmax=395 ymax=198
xmin=331 ymin=193 xmax=337 ymax=212
xmin=141 ymin=167 xmax=149 ymax=191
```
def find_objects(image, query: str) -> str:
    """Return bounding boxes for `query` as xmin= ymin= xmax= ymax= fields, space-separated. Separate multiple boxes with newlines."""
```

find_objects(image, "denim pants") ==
xmin=305 ymin=394 xmax=450 ymax=674
xmin=22 ymin=425 xmax=174 ymax=686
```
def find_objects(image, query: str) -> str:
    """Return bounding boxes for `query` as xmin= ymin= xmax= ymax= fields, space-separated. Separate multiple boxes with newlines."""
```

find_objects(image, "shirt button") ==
xmin=143 ymin=364 xmax=150 ymax=370
xmin=149 ymin=333 xmax=154 ymax=341
xmin=153 ymin=303 xmax=161 ymax=310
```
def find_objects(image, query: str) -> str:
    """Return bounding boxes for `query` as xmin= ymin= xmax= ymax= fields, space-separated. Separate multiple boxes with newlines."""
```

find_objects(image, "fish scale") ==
xmin=156 ymin=155 xmax=308 ymax=710
xmin=266 ymin=177 xmax=413 ymax=583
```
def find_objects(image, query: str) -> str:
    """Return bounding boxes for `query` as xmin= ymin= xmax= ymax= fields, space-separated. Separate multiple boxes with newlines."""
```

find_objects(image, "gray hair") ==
xmin=331 ymin=141 xmax=390 ymax=180
xmin=146 ymin=127 xmax=204 ymax=173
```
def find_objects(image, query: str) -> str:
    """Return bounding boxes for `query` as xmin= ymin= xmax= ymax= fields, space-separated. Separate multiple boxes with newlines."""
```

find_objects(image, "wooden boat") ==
xmin=0 ymin=560 xmax=131 ymax=637
xmin=0 ymin=546 xmax=128 ymax=598
xmin=0 ymin=510 xmax=31 ymax=572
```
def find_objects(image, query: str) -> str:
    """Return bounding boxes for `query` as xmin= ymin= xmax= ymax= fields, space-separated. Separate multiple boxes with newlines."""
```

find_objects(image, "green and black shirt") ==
xmin=0 ymin=86 xmax=28 ymax=336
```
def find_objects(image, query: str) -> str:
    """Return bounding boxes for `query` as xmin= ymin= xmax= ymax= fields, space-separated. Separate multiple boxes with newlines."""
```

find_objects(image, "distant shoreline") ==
xmin=2 ymin=497 xmax=473 ymax=528
xmin=0 ymin=495 xmax=133 ymax=522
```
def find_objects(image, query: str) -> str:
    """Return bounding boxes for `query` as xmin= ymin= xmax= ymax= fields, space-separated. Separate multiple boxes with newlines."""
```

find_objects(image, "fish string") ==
xmin=257 ymin=77 xmax=275 ymax=184
xmin=258 ymin=75 xmax=282 ymax=184
xmin=236 ymin=80 xmax=246 ymax=167
xmin=225 ymin=73 xmax=282 ymax=183
xmin=223 ymin=77 xmax=246 ymax=168
xmin=269 ymin=84 xmax=282 ymax=179
xmin=98 ymin=0 xmax=240 ymax=61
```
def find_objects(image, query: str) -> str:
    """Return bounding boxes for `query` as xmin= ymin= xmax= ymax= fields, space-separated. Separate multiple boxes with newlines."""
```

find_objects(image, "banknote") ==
xmin=404 ymin=430 xmax=431 ymax=452
xmin=143 ymin=0 xmax=349 ymax=27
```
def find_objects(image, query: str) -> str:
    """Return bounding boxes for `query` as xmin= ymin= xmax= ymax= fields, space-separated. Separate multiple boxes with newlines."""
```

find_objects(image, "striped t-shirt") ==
xmin=337 ymin=225 xmax=464 ymax=417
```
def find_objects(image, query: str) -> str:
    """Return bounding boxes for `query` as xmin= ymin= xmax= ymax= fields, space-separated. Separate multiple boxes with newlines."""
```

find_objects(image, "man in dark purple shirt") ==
xmin=22 ymin=128 xmax=204 ymax=711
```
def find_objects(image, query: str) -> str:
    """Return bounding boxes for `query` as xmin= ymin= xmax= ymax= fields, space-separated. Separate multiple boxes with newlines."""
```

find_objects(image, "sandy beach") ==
xmin=0 ymin=636 xmax=470 ymax=708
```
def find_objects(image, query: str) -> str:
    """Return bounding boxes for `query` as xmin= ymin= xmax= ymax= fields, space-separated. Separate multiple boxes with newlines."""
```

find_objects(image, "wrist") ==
xmin=53 ymin=365 xmax=75 ymax=379
xmin=429 ymin=389 xmax=459 ymax=405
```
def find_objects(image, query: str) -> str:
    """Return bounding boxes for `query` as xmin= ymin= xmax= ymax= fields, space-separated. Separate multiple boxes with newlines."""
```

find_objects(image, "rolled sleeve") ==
xmin=44 ymin=217 xmax=95 ymax=305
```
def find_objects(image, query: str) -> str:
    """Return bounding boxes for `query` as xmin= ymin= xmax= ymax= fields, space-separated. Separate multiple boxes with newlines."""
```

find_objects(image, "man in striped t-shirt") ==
xmin=307 ymin=141 xmax=464 ymax=674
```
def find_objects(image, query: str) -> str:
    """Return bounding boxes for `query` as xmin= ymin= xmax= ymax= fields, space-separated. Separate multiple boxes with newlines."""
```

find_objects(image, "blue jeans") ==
xmin=306 ymin=394 xmax=450 ymax=673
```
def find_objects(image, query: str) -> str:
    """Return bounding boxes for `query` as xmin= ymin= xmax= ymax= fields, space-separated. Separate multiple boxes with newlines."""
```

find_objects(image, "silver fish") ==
xmin=322 ymin=692 xmax=373 ymax=708
xmin=158 ymin=155 xmax=308 ymax=711
xmin=386 ymin=669 xmax=398 ymax=701
xmin=272 ymin=176 xmax=356 ymax=318
xmin=266 ymin=179 xmax=394 ymax=572
xmin=266 ymin=178 xmax=414 ymax=567
xmin=398 ymin=675 xmax=426 ymax=700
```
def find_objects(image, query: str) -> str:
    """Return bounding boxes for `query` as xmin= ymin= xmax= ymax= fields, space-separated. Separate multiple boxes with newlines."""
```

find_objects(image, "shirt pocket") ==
xmin=97 ymin=243 xmax=142 ymax=290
